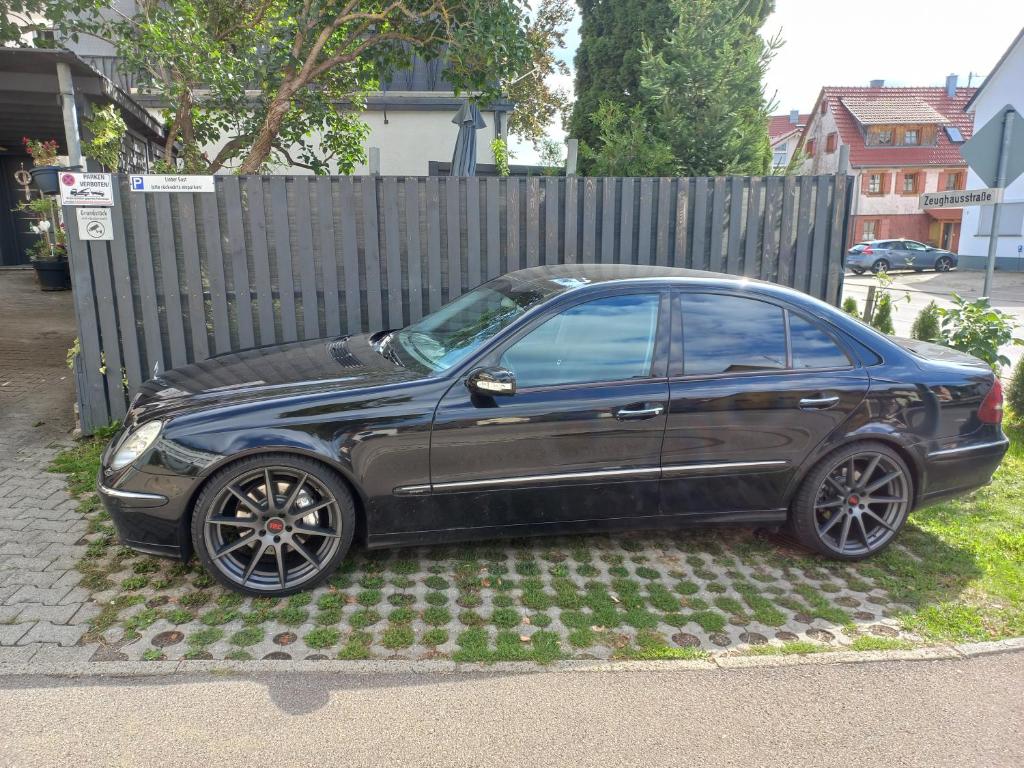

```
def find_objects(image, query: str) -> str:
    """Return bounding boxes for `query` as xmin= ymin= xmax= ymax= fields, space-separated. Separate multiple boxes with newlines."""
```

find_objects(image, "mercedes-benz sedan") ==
xmin=97 ymin=265 xmax=1008 ymax=595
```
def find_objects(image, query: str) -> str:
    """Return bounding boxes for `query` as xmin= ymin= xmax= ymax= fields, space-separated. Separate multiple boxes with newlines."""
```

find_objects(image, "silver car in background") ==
xmin=846 ymin=239 xmax=958 ymax=275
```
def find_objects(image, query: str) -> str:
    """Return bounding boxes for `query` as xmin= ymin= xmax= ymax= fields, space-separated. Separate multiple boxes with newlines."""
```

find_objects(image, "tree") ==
xmin=911 ymin=301 xmax=941 ymax=342
xmin=639 ymin=0 xmax=780 ymax=176
xmin=578 ymin=101 xmax=675 ymax=177
xmin=504 ymin=0 xmax=573 ymax=148
xmin=569 ymin=0 xmax=675 ymax=155
xmin=35 ymin=0 xmax=531 ymax=174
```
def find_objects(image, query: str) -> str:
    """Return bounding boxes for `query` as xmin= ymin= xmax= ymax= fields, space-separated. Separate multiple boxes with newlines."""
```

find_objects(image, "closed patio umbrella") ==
xmin=449 ymin=100 xmax=487 ymax=176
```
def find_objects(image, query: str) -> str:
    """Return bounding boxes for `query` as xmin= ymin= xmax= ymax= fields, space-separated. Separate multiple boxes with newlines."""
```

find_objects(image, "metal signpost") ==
xmin=959 ymin=105 xmax=1024 ymax=297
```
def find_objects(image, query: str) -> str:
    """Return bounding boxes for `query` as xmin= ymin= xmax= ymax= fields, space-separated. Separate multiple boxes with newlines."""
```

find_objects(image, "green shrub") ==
xmin=911 ymin=301 xmax=942 ymax=342
xmin=842 ymin=296 xmax=859 ymax=317
xmin=871 ymin=292 xmax=895 ymax=335
xmin=937 ymin=294 xmax=1023 ymax=371
xmin=1007 ymin=358 xmax=1024 ymax=423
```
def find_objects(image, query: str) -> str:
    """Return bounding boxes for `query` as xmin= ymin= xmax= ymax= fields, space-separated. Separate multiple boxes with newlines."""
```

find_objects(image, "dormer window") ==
xmin=903 ymin=129 xmax=919 ymax=145
xmin=877 ymin=129 xmax=893 ymax=145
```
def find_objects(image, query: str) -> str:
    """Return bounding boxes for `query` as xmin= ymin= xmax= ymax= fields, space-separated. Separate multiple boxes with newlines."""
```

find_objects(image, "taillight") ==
xmin=863 ymin=246 xmax=874 ymax=255
xmin=979 ymin=378 xmax=1004 ymax=424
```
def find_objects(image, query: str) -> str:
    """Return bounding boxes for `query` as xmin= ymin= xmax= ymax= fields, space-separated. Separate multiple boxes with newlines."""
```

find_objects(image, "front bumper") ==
xmin=97 ymin=471 xmax=192 ymax=559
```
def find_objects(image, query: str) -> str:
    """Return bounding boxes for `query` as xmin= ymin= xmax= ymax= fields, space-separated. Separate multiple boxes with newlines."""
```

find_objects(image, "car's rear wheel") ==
xmin=850 ymin=267 xmax=865 ymax=275
xmin=871 ymin=259 xmax=890 ymax=274
xmin=191 ymin=454 xmax=356 ymax=596
xmin=935 ymin=255 xmax=954 ymax=272
xmin=790 ymin=442 xmax=912 ymax=559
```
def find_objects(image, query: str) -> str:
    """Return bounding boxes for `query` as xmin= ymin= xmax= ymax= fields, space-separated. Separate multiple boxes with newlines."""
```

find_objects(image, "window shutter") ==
xmin=936 ymin=171 xmax=946 ymax=192
xmin=894 ymin=171 xmax=905 ymax=193
xmin=861 ymin=173 xmax=871 ymax=193
xmin=881 ymin=172 xmax=892 ymax=194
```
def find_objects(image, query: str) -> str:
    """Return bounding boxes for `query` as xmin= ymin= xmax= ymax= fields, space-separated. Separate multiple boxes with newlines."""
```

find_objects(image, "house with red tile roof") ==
xmin=768 ymin=110 xmax=808 ymax=170
xmin=795 ymin=78 xmax=976 ymax=251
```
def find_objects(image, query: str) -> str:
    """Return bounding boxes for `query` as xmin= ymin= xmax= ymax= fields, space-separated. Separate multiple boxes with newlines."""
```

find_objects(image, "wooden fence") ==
xmin=66 ymin=173 xmax=852 ymax=433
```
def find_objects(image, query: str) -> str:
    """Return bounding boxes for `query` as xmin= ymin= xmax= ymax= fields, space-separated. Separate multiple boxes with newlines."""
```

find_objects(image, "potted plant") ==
xmin=18 ymin=196 xmax=71 ymax=290
xmin=24 ymin=138 xmax=64 ymax=195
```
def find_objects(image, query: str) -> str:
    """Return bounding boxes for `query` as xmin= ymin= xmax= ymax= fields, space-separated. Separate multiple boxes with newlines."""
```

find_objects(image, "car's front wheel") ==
xmin=191 ymin=454 xmax=356 ymax=596
xmin=935 ymin=255 xmax=954 ymax=272
xmin=790 ymin=442 xmax=912 ymax=560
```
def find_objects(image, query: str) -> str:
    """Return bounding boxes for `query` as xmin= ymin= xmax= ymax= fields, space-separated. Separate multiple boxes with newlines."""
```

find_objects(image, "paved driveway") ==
xmin=842 ymin=270 xmax=1024 ymax=372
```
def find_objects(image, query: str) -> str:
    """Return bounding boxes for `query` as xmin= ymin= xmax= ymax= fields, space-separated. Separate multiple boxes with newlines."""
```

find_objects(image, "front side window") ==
xmin=682 ymin=294 xmax=787 ymax=375
xmin=500 ymin=294 xmax=660 ymax=388
xmin=789 ymin=314 xmax=850 ymax=369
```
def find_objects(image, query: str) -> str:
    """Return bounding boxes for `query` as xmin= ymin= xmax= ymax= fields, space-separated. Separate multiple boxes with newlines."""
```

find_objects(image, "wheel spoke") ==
xmin=289 ymin=499 xmax=334 ymax=520
xmin=863 ymin=508 xmax=896 ymax=532
xmin=847 ymin=458 xmax=857 ymax=485
xmin=227 ymin=485 xmax=257 ymax=512
xmin=293 ymin=522 xmax=341 ymax=539
xmin=242 ymin=541 xmax=268 ymax=583
xmin=816 ymin=498 xmax=845 ymax=510
xmin=865 ymin=470 xmax=901 ymax=494
xmin=819 ymin=511 xmax=845 ymax=536
xmin=213 ymin=533 xmax=255 ymax=560
xmin=207 ymin=514 xmax=259 ymax=530
xmin=856 ymin=516 xmax=871 ymax=547
xmin=838 ymin=514 xmax=853 ymax=551
xmin=825 ymin=474 xmax=847 ymax=495
xmin=861 ymin=454 xmax=882 ymax=487
xmin=274 ymin=546 xmax=287 ymax=588
xmin=863 ymin=495 xmax=907 ymax=505
xmin=282 ymin=472 xmax=309 ymax=514
xmin=263 ymin=469 xmax=276 ymax=511
xmin=290 ymin=539 xmax=320 ymax=569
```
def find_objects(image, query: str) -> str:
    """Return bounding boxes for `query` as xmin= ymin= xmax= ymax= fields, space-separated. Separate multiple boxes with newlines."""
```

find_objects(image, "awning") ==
xmin=926 ymin=207 xmax=963 ymax=222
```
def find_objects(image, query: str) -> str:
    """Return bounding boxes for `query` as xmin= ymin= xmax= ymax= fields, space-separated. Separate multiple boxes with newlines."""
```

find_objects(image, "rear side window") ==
xmin=789 ymin=314 xmax=851 ymax=369
xmin=682 ymin=294 xmax=787 ymax=375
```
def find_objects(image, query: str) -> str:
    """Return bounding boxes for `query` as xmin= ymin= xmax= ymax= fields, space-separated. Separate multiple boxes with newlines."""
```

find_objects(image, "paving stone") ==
xmin=0 ymin=623 xmax=32 ymax=646
xmin=8 ymin=585 xmax=73 ymax=606
xmin=29 ymin=643 xmax=97 ymax=664
xmin=0 ymin=644 xmax=39 ymax=664
xmin=16 ymin=603 xmax=79 ymax=624
xmin=18 ymin=621 xmax=85 ymax=647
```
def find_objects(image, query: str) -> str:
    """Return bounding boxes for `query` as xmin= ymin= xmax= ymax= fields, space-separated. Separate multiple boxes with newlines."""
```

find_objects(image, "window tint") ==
xmin=789 ymin=314 xmax=850 ymax=369
xmin=682 ymin=294 xmax=786 ymax=375
xmin=500 ymin=294 xmax=660 ymax=388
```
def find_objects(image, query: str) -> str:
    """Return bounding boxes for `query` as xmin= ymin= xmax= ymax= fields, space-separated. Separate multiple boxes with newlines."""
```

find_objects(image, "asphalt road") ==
xmin=1 ymin=653 xmax=1021 ymax=767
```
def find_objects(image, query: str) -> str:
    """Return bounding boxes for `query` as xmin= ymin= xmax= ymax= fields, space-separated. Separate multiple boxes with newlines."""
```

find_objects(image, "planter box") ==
xmin=32 ymin=258 xmax=71 ymax=291
xmin=29 ymin=166 xmax=63 ymax=195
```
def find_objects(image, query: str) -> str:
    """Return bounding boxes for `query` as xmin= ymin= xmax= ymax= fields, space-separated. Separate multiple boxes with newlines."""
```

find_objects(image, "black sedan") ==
xmin=97 ymin=265 xmax=1009 ymax=596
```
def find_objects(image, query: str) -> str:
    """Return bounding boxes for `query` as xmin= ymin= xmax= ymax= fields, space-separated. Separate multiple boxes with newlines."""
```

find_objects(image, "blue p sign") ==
xmin=130 ymin=176 xmax=145 ymax=191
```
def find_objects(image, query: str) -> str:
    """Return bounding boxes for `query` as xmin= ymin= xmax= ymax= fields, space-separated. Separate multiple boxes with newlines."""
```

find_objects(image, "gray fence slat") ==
xmin=637 ymin=177 xmax=653 ymax=264
xmin=793 ymin=176 xmax=813 ymax=292
xmin=269 ymin=177 xmax=298 ymax=342
xmin=245 ymin=177 xmax=276 ymax=345
xmin=760 ymin=176 xmax=782 ymax=282
xmin=691 ymin=178 xmax=708 ymax=270
xmin=382 ymin=177 xmax=404 ymax=327
xmin=66 ymin=214 xmax=109 ymax=429
xmin=292 ymin=177 xmax=320 ymax=338
xmin=222 ymin=177 xmax=255 ymax=348
xmin=726 ymin=177 xmax=743 ymax=275
xmin=317 ymin=177 xmax=342 ymax=337
xmin=466 ymin=176 xmax=482 ymax=287
xmin=525 ymin=177 xmax=540 ymax=267
xmin=485 ymin=177 xmax=501 ymax=278
xmin=426 ymin=177 xmax=443 ymax=309
xmin=582 ymin=177 xmax=597 ymax=262
xmin=809 ymin=175 xmax=831 ymax=300
xmin=445 ymin=178 xmax=462 ymax=299
xmin=776 ymin=176 xmax=798 ymax=287
xmin=619 ymin=178 xmax=635 ymax=264
xmin=564 ymin=177 xmax=578 ymax=264
xmin=405 ymin=178 xmax=424 ymax=321
xmin=337 ymin=177 xmax=362 ymax=332
xmin=544 ymin=177 xmax=559 ymax=265
xmin=177 ymin=193 xmax=211 ymax=361
xmin=708 ymin=177 xmax=726 ymax=272
xmin=107 ymin=182 xmax=143 ymax=391
xmin=743 ymin=177 xmax=762 ymax=278
xmin=153 ymin=194 xmax=187 ymax=368
xmin=826 ymin=175 xmax=849 ymax=305
xmin=506 ymin=178 xmax=521 ymax=272
xmin=674 ymin=179 xmax=689 ymax=267
xmin=655 ymin=178 xmax=671 ymax=267
xmin=88 ymin=241 xmax=126 ymax=419
xmin=360 ymin=177 xmax=384 ymax=329
xmin=201 ymin=183 xmax=231 ymax=355
xmin=128 ymin=191 xmax=164 ymax=373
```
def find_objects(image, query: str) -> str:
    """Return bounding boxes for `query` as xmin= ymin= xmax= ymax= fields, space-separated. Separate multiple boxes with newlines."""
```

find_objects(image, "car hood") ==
xmin=128 ymin=332 xmax=426 ymax=423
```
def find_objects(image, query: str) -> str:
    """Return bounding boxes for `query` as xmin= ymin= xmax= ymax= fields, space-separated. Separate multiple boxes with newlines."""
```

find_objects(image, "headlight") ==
xmin=110 ymin=421 xmax=162 ymax=471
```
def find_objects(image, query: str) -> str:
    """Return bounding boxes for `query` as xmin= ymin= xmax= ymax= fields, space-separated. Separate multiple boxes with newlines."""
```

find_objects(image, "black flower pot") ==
xmin=29 ymin=166 xmax=63 ymax=195
xmin=32 ymin=258 xmax=72 ymax=291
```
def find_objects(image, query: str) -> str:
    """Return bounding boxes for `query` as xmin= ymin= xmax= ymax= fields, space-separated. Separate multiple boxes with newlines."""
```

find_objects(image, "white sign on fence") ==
xmin=75 ymin=207 xmax=113 ymax=241
xmin=58 ymin=172 xmax=114 ymax=206
xmin=920 ymin=188 xmax=1004 ymax=209
xmin=129 ymin=174 xmax=216 ymax=193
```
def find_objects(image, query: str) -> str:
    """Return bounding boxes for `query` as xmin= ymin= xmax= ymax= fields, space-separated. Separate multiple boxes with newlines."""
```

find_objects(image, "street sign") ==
xmin=960 ymin=105 xmax=1024 ymax=188
xmin=58 ymin=172 xmax=114 ymax=206
xmin=76 ymin=207 xmax=113 ymax=240
xmin=129 ymin=174 xmax=216 ymax=193
xmin=920 ymin=188 xmax=1004 ymax=209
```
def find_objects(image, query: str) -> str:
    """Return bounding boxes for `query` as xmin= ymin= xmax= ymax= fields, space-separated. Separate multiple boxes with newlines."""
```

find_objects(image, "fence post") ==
xmin=368 ymin=147 xmax=381 ymax=176
xmin=565 ymin=139 xmax=578 ymax=176
xmin=863 ymin=285 xmax=876 ymax=322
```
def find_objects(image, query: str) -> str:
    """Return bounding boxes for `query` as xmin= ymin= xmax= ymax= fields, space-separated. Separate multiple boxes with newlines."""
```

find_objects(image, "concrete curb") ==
xmin=0 ymin=638 xmax=1021 ymax=678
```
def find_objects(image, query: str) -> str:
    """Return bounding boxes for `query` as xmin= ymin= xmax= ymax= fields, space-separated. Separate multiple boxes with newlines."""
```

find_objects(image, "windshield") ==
xmin=391 ymin=274 xmax=579 ymax=373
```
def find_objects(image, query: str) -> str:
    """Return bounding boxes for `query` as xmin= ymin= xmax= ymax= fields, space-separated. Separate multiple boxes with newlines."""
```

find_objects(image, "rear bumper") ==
xmin=918 ymin=437 xmax=1009 ymax=506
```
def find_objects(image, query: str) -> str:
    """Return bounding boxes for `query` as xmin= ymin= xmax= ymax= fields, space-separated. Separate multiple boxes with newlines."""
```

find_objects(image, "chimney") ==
xmin=869 ymin=79 xmax=885 ymax=88
xmin=946 ymin=73 xmax=958 ymax=97
xmin=789 ymin=109 xmax=800 ymax=125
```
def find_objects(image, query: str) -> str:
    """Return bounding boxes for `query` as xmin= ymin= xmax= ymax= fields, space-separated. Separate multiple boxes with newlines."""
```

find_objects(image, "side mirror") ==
xmin=467 ymin=367 xmax=516 ymax=397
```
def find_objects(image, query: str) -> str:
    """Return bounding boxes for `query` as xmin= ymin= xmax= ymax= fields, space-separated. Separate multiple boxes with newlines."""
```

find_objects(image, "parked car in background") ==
xmin=846 ymin=239 xmax=958 ymax=274
xmin=96 ymin=265 xmax=1007 ymax=596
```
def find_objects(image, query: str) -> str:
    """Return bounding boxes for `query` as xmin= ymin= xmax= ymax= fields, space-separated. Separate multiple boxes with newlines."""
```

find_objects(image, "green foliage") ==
xmin=910 ymin=301 xmax=942 ymax=343
xmin=936 ymin=294 xmax=1023 ymax=371
xmin=1008 ymin=358 xmax=1024 ymax=424
xmin=490 ymin=137 xmax=510 ymax=177
xmin=82 ymin=104 xmax=127 ymax=171
xmin=871 ymin=292 xmax=895 ymax=335
xmin=842 ymin=297 xmax=859 ymax=318
xmin=579 ymin=102 xmax=676 ymax=177
xmin=537 ymin=137 xmax=565 ymax=174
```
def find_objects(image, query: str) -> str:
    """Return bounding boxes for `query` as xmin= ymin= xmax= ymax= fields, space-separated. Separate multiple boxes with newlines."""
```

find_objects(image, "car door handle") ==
xmin=615 ymin=405 xmax=665 ymax=420
xmin=799 ymin=395 xmax=840 ymax=410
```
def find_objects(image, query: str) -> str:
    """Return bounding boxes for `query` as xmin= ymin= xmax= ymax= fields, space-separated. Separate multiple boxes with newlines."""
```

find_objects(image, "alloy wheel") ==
xmin=201 ymin=466 xmax=344 ymax=592
xmin=871 ymin=259 xmax=890 ymax=274
xmin=935 ymin=256 xmax=953 ymax=272
xmin=812 ymin=451 xmax=909 ymax=556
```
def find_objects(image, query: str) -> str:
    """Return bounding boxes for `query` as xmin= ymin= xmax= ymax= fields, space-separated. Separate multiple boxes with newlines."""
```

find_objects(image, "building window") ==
xmin=805 ymin=139 xmax=816 ymax=157
xmin=902 ymin=173 xmax=919 ymax=194
xmin=877 ymin=129 xmax=893 ymax=146
xmin=862 ymin=220 xmax=878 ymax=240
xmin=945 ymin=172 xmax=962 ymax=191
xmin=867 ymin=174 xmax=882 ymax=194
xmin=772 ymin=150 xmax=787 ymax=167
xmin=826 ymin=132 xmax=838 ymax=153
xmin=821 ymin=101 xmax=827 ymax=114
xmin=903 ymin=129 xmax=919 ymax=145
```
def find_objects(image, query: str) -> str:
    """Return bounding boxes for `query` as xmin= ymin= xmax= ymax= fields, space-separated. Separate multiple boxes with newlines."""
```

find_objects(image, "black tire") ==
xmin=935 ymin=256 xmax=954 ymax=272
xmin=191 ymin=453 xmax=356 ymax=596
xmin=850 ymin=267 xmax=865 ymax=275
xmin=871 ymin=259 xmax=890 ymax=274
xmin=790 ymin=441 xmax=913 ymax=560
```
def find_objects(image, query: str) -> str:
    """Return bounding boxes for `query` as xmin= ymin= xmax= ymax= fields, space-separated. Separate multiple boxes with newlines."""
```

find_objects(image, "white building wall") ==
xmin=959 ymin=33 xmax=1024 ymax=262
xmin=855 ymin=168 xmax=945 ymax=215
xmin=798 ymin=106 xmax=842 ymax=175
